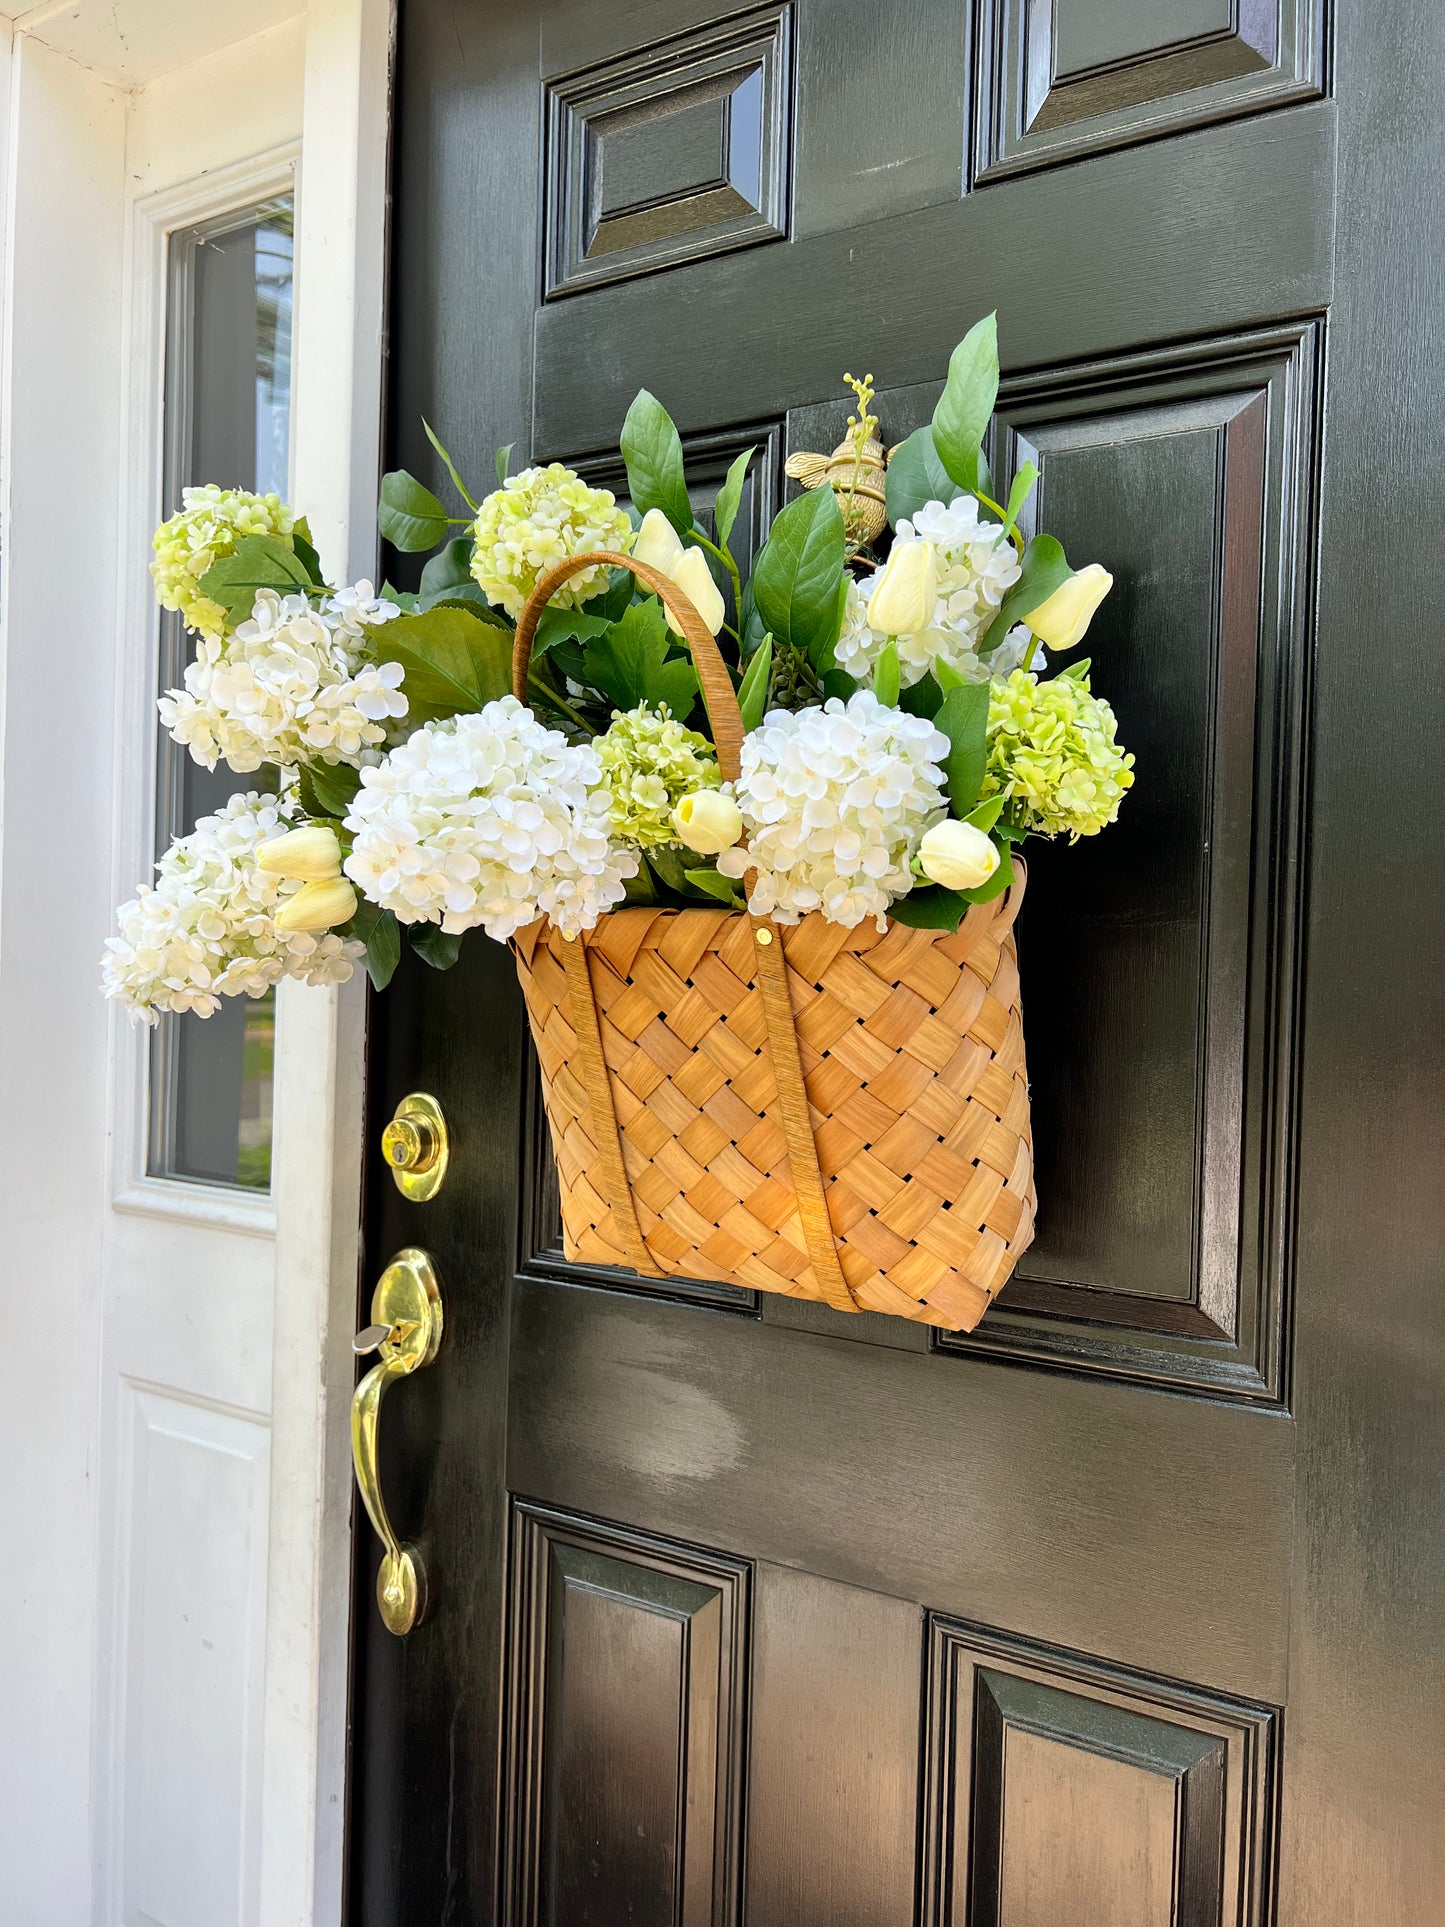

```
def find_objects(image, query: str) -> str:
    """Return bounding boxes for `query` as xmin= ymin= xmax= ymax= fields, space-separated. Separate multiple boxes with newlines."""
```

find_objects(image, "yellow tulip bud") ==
xmin=1021 ymin=563 xmax=1113 ymax=652
xmin=663 ymin=545 xmax=727 ymax=637
xmin=632 ymin=506 xmax=684 ymax=575
xmin=867 ymin=540 xmax=939 ymax=636
xmin=255 ymin=825 xmax=343 ymax=881
xmin=273 ymin=877 xmax=358 ymax=934
xmin=916 ymin=819 xmax=999 ymax=892
xmin=672 ymin=789 xmax=744 ymax=855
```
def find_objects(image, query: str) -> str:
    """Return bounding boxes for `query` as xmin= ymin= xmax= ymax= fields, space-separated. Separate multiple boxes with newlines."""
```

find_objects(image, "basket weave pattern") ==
xmin=514 ymin=889 xmax=1035 ymax=1331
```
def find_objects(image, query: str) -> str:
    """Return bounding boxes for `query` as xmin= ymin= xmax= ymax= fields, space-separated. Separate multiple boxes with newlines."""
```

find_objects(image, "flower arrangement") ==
xmin=104 ymin=314 xmax=1132 ymax=1022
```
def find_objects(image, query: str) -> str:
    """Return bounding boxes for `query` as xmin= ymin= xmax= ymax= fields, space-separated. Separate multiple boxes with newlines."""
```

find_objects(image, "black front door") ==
xmin=349 ymin=2 xmax=1445 ymax=1922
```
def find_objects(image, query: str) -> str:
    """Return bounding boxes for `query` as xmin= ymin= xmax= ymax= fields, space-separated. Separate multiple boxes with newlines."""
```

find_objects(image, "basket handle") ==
xmin=512 ymin=549 xmax=745 ymax=783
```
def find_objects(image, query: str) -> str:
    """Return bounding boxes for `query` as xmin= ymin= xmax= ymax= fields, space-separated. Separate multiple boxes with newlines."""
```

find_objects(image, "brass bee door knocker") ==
xmin=784 ymin=372 xmax=889 ymax=549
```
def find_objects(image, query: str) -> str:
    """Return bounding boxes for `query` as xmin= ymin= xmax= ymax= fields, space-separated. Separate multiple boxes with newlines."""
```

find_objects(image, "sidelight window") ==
xmin=147 ymin=195 xmax=295 ymax=1190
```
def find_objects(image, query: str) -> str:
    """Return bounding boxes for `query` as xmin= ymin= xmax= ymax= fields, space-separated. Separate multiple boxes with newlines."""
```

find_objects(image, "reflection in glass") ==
xmin=148 ymin=195 xmax=294 ymax=1190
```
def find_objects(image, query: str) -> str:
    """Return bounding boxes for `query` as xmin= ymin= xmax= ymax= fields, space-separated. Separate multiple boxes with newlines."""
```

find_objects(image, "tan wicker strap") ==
xmin=513 ymin=549 xmax=744 ymax=781
xmin=751 ymin=921 xmax=860 ymax=1312
xmin=560 ymin=935 xmax=664 ymax=1277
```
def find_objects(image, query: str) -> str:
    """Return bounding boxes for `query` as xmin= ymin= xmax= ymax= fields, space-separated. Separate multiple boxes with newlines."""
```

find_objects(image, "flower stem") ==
xmin=973 ymin=489 xmax=1026 ymax=557
xmin=527 ymin=672 xmax=592 ymax=732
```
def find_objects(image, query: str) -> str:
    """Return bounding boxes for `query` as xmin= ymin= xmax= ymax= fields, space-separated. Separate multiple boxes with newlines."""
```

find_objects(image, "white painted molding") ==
xmin=259 ymin=2 xmax=394 ymax=1921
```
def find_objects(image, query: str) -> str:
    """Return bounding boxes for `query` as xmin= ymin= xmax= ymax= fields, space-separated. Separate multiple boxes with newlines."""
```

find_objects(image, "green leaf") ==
xmin=933 ymin=659 xmax=967 ymax=692
xmin=738 ymin=634 xmax=773 ymax=730
xmin=1061 ymin=656 xmax=1091 ymax=682
xmin=644 ymin=844 xmax=691 ymax=896
xmin=900 ymin=676 xmax=943 ymax=719
xmin=532 ymin=606 xmax=612 ymax=656
xmin=935 ymin=682 xmax=990 ymax=814
xmin=379 ymin=580 xmax=418 ymax=612
xmin=872 ymin=641 xmax=901 ymax=708
xmin=583 ymin=598 xmax=697 ymax=716
xmin=737 ymin=578 xmax=768 ymax=660
xmin=345 ymin=901 xmax=401 ymax=990
xmin=821 ymin=668 xmax=860 ymax=702
xmin=422 ymin=418 xmax=478 ymax=511
xmin=978 ymin=532 xmax=1072 ymax=656
xmin=620 ymin=389 xmax=692 ymax=535
xmin=751 ymin=486 xmax=846 ymax=670
xmin=409 ymin=923 xmax=464 ymax=970
xmin=1001 ymin=460 xmax=1039 ymax=538
xmin=684 ymin=866 xmax=743 ymax=906
xmin=198 ymin=534 xmax=313 ymax=624
xmin=417 ymin=537 xmax=480 ymax=611
xmin=963 ymin=794 xmax=1003 ymax=833
xmin=495 ymin=442 xmax=515 ymax=486
xmin=304 ymin=759 xmax=362 ymax=818
xmin=378 ymin=470 xmax=450 ymax=551
xmin=932 ymin=313 xmax=1000 ymax=491
xmin=290 ymin=517 xmax=328 ymax=589
xmin=890 ymin=885 xmax=969 ymax=931
xmin=373 ymin=604 xmax=514 ymax=723
xmin=583 ymin=567 xmax=636 ymax=623
xmin=712 ymin=445 xmax=754 ymax=552
xmin=884 ymin=425 xmax=965 ymax=526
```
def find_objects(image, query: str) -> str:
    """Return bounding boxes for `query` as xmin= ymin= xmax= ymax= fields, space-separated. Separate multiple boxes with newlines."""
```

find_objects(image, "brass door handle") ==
xmin=350 ymin=1247 xmax=443 ymax=1635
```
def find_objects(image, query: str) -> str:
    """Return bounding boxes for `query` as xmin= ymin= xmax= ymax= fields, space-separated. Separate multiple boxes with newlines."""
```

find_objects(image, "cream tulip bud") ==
xmin=255 ymin=825 xmax=343 ymax=881
xmin=672 ymin=789 xmax=744 ymax=855
xmin=632 ymin=506 xmax=685 ymax=575
xmin=663 ymin=545 xmax=727 ymax=637
xmin=1021 ymin=563 xmax=1113 ymax=652
xmin=867 ymin=540 xmax=939 ymax=637
xmin=916 ymin=819 xmax=1000 ymax=892
xmin=273 ymin=877 xmax=358 ymax=934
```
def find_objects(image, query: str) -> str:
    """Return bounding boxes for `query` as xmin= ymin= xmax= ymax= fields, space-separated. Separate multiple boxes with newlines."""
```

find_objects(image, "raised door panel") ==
xmin=924 ymin=1620 xmax=1277 ymax=1926
xmin=972 ymin=0 xmax=1324 ymax=180
xmin=115 ymin=1386 xmax=270 ymax=1927
xmin=544 ymin=4 xmax=793 ymax=297
xmin=505 ymin=1504 xmax=750 ymax=1926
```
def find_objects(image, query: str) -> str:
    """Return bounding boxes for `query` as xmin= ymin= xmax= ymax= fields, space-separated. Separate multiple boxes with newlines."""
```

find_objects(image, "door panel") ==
xmin=349 ymin=0 xmax=1445 ymax=1921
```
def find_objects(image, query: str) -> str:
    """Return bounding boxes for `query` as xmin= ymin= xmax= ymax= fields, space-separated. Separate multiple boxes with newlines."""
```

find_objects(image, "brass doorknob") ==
xmin=350 ymin=1248 xmax=444 ymax=1634
xmin=380 ymin=1092 xmax=449 ymax=1200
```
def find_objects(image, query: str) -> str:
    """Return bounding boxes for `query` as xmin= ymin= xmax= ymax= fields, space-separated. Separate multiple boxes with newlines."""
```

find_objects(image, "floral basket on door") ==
xmin=103 ymin=316 xmax=1132 ymax=1331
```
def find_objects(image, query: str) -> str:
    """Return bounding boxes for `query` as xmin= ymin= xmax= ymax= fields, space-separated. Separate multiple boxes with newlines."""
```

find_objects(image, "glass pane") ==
xmin=148 ymin=195 xmax=294 ymax=1190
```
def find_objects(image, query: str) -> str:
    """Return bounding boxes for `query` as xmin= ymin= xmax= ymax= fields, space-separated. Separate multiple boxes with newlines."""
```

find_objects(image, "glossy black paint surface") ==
xmin=350 ymin=2 xmax=1445 ymax=1920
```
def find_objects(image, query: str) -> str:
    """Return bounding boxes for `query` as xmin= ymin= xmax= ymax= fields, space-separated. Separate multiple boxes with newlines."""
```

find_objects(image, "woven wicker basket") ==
xmin=510 ymin=551 xmax=1035 ymax=1332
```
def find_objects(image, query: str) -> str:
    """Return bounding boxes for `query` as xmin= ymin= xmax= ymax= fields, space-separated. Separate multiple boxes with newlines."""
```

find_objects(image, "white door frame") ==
xmin=0 ymin=4 xmax=391 ymax=1921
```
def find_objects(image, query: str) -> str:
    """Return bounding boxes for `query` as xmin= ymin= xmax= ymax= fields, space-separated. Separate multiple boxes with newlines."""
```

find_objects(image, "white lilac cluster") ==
xmin=158 ymin=584 xmax=406 ymax=774
xmin=836 ymin=496 xmax=1025 ymax=686
xmin=342 ymin=696 xmax=638 ymax=943
xmin=716 ymin=691 xmax=949 ymax=931
xmin=101 ymin=792 xmax=364 ymax=1023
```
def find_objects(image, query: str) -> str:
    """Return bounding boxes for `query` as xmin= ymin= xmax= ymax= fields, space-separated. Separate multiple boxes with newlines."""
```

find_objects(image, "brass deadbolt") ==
xmin=381 ymin=1093 xmax=449 ymax=1201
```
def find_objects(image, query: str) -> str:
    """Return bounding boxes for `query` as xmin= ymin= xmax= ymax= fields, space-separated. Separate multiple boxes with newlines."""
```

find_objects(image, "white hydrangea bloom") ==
xmin=836 ymin=496 xmax=1023 ymax=686
xmin=716 ymin=691 xmax=949 ymax=931
xmin=159 ymin=585 xmax=407 ymax=774
xmin=101 ymin=791 xmax=364 ymax=1024
xmin=342 ymin=696 xmax=639 ymax=943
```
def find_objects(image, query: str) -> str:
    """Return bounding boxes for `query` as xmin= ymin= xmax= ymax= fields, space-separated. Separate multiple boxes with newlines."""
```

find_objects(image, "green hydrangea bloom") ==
xmin=470 ymin=463 xmax=633 ymax=619
xmin=983 ymin=668 xmax=1134 ymax=839
xmin=151 ymin=485 xmax=296 ymax=637
xmin=595 ymin=705 xmax=721 ymax=849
